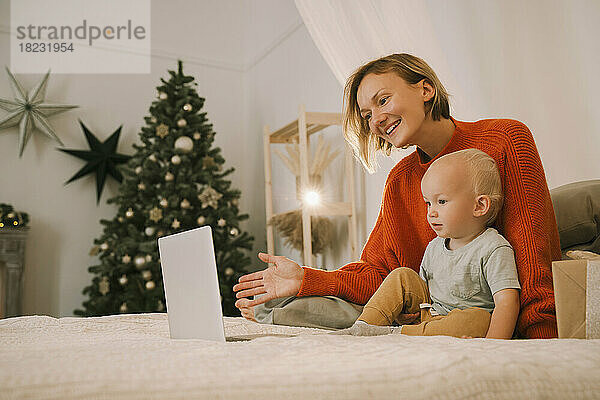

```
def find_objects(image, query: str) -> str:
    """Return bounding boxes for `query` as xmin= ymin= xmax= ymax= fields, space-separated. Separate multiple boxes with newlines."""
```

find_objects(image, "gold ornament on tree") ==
xmin=202 ymin=156 xmax=216 ymax=169
xmin=171 ymin=218 xmax=181 ymax=229
xmin=149 ymin=207 xmax=162 ymax=222
xmin=98 ymin=276 xmax=110 ymax=295
xmin=197 ymin=186 xmax=222 ymax=209
xmin=183 ymin=103 xmax=192 ymax=112
xmin=155 ymin=123 xmax=169 ymax=138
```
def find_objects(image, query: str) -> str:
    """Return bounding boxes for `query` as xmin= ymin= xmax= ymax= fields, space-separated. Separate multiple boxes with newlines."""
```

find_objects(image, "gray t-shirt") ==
xmin=419 ymin=227 xmax=520 ymax=316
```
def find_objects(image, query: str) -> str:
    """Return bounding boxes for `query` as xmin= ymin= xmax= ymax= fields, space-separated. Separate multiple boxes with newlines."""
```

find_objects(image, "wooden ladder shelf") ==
xmin=263 ymin=104 xmax=358 ymax=265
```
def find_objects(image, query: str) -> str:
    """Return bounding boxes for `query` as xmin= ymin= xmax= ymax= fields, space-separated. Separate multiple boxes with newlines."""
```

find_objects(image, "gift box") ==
xmin=552 ymin=259 xmax=600 ymax=339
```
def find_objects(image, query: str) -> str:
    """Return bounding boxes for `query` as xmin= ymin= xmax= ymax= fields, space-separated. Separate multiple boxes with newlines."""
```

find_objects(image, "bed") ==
xmin=1 ymin=313 xmax=599 ymax=399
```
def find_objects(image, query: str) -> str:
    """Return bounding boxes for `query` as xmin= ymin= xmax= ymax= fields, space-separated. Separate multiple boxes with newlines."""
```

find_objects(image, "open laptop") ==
xmin=158 ymin=226 xmax=295 ymax=342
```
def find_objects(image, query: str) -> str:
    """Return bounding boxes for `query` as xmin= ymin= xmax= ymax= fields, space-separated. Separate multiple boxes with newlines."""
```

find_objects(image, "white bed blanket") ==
xmin=1 ymin=313 xmax=599 ymax=399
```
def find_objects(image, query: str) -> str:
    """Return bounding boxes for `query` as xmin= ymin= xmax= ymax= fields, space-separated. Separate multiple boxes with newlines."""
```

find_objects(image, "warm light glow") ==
xmin=304 ymin=190 xmax=321 ymax=206
xmin=0 ymin=223 xmax=3 ymax=227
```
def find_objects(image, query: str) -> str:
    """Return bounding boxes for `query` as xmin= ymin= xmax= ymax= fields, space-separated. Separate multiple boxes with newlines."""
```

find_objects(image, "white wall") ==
xmin=242 ymin=0 xmax=367 ymax=270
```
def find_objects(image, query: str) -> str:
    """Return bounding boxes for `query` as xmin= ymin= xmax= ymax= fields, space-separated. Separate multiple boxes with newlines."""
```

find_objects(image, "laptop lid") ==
xmin=158 ymin=226 xmax=226 ymax=341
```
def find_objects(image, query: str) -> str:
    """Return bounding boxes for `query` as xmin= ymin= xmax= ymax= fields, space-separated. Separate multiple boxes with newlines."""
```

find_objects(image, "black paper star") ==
xmin=60 ymin=120 xmax=131 ymax=204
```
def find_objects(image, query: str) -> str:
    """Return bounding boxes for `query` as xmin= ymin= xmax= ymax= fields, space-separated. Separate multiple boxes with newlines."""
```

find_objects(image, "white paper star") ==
xmin=0 ymin=67 xmax=78 ymax=157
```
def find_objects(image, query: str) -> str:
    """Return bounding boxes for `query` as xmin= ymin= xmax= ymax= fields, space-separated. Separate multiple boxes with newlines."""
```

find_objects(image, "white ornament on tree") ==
xmin=125 ymin=208 xmax=134 ymax=218
xmin=100 ymin=243 xmax=109 ymax=251
xmin=142 ymin=270 xmax=152 ymax=280
xmin=229 ymin=227 xmax=239 ymax=236
xmin=135 ymin=166 xmax=143 ymax=174
xmin=145 ymin=227 xmax=155 ymax=236
xmin=172 ymin=218 xmax=181 ymax=229
xmin=193 ymin=132 xmax=201 ymax=140
xmin=120 ymin=303 xmax=128 ymax=313
xmin=158 ymin=92 xmax=167 ymax=100
xmin=177 ymin=118 xmax=187 ymax=127
xmin=165 ymin=172 xmax=174 ymax=181
xmin=160 ymin=198 xmax=168 ymax=208
xmin=119 ymin=275 xmax=128 ymax=285
xmin=183 ymin=103 xmax=192 ymax=112
xmin=171 ymin=155 xmax=181 ymax=165
xmin=134 ymin=255 xmax=146 ymax=269
xmin=122 ymin=254 xmax=131 ymax=264
xmin=180 ymin=199 xmax=191 ymax=209
xmin=174 ymin=136 xmax=193 ymax=153
xmin=145 ymin=254 xmax=152 ymax=262
xmin=197 ymin=216 xmax=206 ymax=225
xmin=138 ymin=183 xmax=146 ymax=190
xmin=218 ymin=218 xmax=226 ymax=227
xmin=225 ymin=267 xmax=234 ymax=276
xmin=146 ymin=281 xmax=155 ymax=290
xmin=150 ymin=116 xmax=157 ymax=123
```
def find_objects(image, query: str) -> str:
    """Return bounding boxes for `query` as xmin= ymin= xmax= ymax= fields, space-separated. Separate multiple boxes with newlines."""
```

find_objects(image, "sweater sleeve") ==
xmin=499 ymin=121 xmax=562 ymax=339
xmin=297 ymin=179 xmax=399 ymax=304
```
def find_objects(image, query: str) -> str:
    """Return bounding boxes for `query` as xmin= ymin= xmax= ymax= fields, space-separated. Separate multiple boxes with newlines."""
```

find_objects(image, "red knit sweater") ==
xmin=297 ymin=118 xmax=561 ymax=339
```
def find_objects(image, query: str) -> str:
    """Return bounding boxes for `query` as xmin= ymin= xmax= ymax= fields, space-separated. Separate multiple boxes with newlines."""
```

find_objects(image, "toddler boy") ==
xmin=337 ymin=148 xmax=521 ymax=339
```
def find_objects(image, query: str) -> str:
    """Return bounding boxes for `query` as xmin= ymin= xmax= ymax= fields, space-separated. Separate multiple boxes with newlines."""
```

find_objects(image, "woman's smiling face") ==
xmin=357 ymin=72 xmax=433 ymax=149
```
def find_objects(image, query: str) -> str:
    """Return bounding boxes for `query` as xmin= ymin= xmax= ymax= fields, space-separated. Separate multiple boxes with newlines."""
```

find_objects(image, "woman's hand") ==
xmin=233 ymin=253 xmax=304 ymax=311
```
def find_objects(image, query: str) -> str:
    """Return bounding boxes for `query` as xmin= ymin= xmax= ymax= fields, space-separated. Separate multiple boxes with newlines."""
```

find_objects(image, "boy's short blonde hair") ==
xmin=343 ymin=53 xmax=451 ymax=173
xmin=434 ymin=149 xmax=503 ymax=226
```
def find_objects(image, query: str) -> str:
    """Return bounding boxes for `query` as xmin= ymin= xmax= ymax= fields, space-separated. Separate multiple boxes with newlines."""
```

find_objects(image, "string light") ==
xmin=304 ymin=190 xmax=321 ymax=206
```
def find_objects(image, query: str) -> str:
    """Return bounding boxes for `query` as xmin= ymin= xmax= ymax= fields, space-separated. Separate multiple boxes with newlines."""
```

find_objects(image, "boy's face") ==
xmin=421 ymin=161 xmax=482 ymax=240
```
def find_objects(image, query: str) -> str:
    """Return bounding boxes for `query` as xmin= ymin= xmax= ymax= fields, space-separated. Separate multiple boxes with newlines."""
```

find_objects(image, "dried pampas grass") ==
xmin=269 ymin=210 xmax=333 ymax=255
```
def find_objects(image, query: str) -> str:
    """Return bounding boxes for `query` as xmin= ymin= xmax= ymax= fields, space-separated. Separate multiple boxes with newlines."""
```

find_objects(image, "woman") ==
xmin=233 ymin=53 xmax=561 ymax=339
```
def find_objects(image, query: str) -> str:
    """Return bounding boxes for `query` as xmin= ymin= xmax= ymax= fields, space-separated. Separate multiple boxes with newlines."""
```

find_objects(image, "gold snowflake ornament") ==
xmin=149 ymin=207 xmax=163 ymax=222
xmin=155 ymin=123 xmax=169 ymax=138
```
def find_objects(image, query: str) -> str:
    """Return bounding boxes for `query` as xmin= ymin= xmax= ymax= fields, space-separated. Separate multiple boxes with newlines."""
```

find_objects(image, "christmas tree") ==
xmin=75 ymin=61 xmax=253 ymax=317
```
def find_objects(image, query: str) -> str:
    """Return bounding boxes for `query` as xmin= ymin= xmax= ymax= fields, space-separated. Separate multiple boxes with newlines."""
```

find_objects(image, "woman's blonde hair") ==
xmin=436 ymin=149 xmax=504 ymax=226
xmin=343 ymin=53 xmax=451 ymax=173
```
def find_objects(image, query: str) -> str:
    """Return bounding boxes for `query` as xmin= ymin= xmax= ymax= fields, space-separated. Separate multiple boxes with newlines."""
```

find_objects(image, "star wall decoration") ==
xmin=0 ymin=67 xmax=78 ymax=157
xmin=60 ymin=120 xmax=131 ymax=204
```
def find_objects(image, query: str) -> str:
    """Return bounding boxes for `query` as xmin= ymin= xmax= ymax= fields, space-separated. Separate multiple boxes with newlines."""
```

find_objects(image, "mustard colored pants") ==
xmin=358 ymin=267 xmax=492 ymax=338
